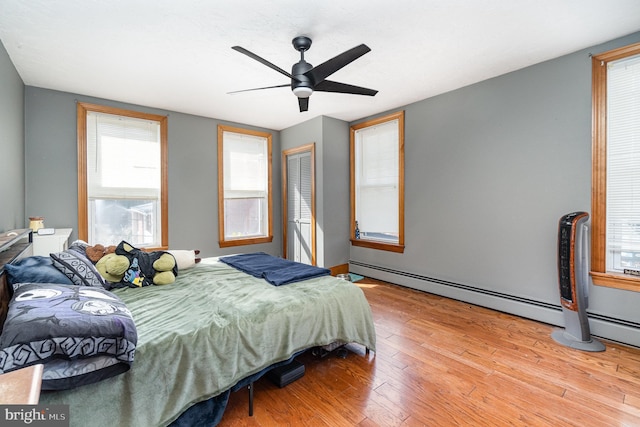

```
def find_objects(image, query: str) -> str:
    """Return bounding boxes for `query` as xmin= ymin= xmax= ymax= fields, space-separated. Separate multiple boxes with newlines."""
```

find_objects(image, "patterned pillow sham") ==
xmin=50 ymin=249 xmax=105 ymax=288
xmin=0 ymin=283 xmax=137 ymax=390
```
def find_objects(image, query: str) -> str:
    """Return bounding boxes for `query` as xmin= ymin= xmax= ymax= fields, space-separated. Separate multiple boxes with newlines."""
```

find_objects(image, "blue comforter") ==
xmin=219 ymin=252 xmax=331 ymax=286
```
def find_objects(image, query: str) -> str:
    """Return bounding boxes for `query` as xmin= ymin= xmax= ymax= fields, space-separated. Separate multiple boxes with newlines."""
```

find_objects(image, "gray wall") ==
xmin=280 ymin=116 xmax=350 ymax=269
xmin=350 ymin=32 xmax=640 ymax=347
xmin=320 ymin=116 xmax=350 ymax=268
xmin=23 ymin=87 xmax=281 ymax=258
xmin=0 ymin=40 xmax=24 ymax=232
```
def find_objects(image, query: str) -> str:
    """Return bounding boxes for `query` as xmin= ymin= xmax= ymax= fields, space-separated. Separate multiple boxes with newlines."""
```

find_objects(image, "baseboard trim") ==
xmin=349 ymin=260 xmax=640 ymax=348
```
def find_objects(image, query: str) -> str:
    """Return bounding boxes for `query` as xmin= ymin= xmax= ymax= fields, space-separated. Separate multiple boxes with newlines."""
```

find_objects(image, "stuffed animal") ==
xmin=116 ymin=241 xmax=178 ymax=287
xmin=85 ymin=242 xmax=178 ymax=288
xmin=167 ymin=249 xmax=201 ymax=270
xmin=85 ymin=243 xmax=130 ymax=285
xmin=85 ymin=244 xmax=117 ymax=263
xmin=95 ymin=252 xmax=131 ymax=283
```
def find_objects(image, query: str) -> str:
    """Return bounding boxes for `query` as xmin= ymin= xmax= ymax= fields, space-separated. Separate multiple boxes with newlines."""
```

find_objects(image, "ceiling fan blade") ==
xmin=314 ymin=80 xmax=378 ymax=96
xmin=227 ymin=83 xmax=290 ymax=95
xmin=232 ymin=46 xmax=299 ymax=81
xmin=305 ymin=44 xmax=371 ymax=84
xmin=298 ymin=97 xmax=309 ymax=112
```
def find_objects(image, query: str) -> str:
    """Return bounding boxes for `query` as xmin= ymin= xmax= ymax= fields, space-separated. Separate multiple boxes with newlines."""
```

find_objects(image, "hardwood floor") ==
xmin=219 ymin=278 xmax=640 ymax=426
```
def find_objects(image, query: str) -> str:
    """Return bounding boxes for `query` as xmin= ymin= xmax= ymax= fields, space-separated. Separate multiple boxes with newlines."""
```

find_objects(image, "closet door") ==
xmin=286 ymin=150 xmax=313 ymax=264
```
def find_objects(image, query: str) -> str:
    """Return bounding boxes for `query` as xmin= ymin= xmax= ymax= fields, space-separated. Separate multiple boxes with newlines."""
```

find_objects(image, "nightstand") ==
xmin=0 ymin=364 xmax=43 ymax=404
xmin=32 ymin=228 xmax=72 ymax=256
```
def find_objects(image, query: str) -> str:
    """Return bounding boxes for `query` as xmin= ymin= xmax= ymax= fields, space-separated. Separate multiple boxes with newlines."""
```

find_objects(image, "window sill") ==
xmin=219 ymin=236 xmax=273 ymax=248
xmin=591 ymin=271 xmax=640 ymax=292
xmin=350 ymin=238 xmax=404 ymax=253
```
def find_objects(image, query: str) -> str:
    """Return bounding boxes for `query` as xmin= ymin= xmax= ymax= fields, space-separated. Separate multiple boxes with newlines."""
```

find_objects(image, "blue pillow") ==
xmin=4 ymin=256 xmax=73 ymax=286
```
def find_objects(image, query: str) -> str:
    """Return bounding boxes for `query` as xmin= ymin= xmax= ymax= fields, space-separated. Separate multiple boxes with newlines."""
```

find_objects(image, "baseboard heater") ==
xmin=349 ymin=260 xmax=640 ymax=334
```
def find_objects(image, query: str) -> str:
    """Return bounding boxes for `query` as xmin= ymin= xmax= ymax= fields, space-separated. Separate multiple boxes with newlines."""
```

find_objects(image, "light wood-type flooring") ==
xmin=219 ymin=277 xmax=640 ymax=426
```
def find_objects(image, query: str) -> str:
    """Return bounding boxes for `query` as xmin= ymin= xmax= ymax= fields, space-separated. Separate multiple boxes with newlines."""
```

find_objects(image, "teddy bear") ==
xmin=85 ymin=243 xmax=117 ymax=263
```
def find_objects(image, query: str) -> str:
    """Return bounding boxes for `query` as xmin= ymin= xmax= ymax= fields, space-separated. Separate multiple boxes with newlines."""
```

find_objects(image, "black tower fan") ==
xmin=551 ymin=212 xmax=605 ymax=351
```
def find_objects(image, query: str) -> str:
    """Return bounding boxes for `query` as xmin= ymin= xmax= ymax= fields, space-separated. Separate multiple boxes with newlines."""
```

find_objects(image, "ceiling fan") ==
xmin=230 ymin=36 xmax=378 ymax=112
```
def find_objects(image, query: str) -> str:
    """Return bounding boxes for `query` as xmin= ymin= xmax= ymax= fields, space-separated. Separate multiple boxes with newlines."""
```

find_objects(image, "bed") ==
xmin=0 ymin=230 xmax=376 ymax=426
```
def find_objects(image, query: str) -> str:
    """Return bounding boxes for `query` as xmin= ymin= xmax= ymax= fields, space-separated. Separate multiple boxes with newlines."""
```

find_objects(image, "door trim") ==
xmin=282 ymin=143 xmax=316 ymax=265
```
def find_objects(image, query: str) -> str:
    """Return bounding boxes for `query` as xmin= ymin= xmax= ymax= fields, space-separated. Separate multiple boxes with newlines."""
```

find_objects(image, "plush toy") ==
xmin=95 ymin=252 xmax=130 ymax=283
xmin=85 ymin=243 xmax=130 ymax=285
xmin=85 ymin=244 xmax=117 ymax=263
xmin=150 ymin=253 xmax=177 ymax=285
xmin=167 ymin=249 xmax=201 ymax=270
xmin=116 ymin=241 xmax=178 ymax=287
xmin=85 ymin=242 xmax=178 ymax=288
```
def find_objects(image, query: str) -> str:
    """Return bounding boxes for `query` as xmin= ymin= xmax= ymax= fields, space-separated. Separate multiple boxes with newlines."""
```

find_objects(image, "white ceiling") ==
xmin=1 ymin=0 xmax=640 ymax=131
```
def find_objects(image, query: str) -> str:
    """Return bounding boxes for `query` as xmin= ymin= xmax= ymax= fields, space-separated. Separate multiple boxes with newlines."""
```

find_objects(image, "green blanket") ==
xmin=39 ymin=258 xmax=376 ymax=426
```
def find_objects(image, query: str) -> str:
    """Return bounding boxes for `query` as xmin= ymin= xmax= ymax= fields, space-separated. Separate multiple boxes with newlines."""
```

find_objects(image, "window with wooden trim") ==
xmin=217 ymin=125 xmax=273 ymax=248
xmin=591 ymin=42 xmax=640 ymax=291
xmin=350 ymin=111 xmax=405 ymax=253
xmin=77 ymin=102 xmax=168 ymax=249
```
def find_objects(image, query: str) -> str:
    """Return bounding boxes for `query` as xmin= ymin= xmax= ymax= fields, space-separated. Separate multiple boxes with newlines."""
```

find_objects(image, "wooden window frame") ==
xmin=591 ymin=42 xmax=640 ymax=291
xmin=350 ymin=110 xmax=405 ymax=253
xmin=217 ymin=125 xmax=273 ymax=248
xmin=76 ymin=102 xmax=168 ymax=250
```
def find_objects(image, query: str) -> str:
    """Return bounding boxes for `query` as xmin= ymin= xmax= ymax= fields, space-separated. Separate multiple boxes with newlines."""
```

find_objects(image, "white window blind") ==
xmin=222 ymin=130 xmax=269 ymax=239
xmin=87 ymin=112 xmax=161 ymax=197
xmin=355 ymin=119 xmax=399 ymax=243
xmin=606 ymin=53 xmax=640 ymax=272
xmin=86 ymin=111 xmax=161 ymax=246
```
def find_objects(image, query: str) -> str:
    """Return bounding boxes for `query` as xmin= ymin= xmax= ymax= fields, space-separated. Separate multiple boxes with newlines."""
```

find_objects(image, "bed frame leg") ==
xmin=248 ymin=382 xmax=254 ymax=416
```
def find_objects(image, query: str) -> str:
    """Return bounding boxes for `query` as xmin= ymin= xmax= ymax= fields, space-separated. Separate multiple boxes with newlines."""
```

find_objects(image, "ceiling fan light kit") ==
xmin=292 ymin=86 xmax=313 ymax=98
xmin=231 ymin=36 xmax=378 ymax=112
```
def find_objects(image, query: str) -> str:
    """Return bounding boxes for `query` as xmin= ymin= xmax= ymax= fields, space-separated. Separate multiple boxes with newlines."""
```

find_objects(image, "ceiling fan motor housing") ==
xmin=291 ymin=60 xmax=313 ymax=97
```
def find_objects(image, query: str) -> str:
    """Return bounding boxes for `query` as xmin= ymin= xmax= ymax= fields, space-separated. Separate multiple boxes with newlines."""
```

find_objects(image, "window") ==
xmin=218 ymin=125 xmax=273 ymax=247
xmin=77 ymin=102 xmax=168 ymax=249
xmin=350 ymin=111 xmax=405 ymax=253
xmin=591 ymin=42 xmax=640 ymax=291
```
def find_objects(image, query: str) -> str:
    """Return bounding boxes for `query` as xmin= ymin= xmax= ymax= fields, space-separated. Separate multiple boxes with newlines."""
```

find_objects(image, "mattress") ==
xmin=38 ymin=257 xmax=376 ymax=427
